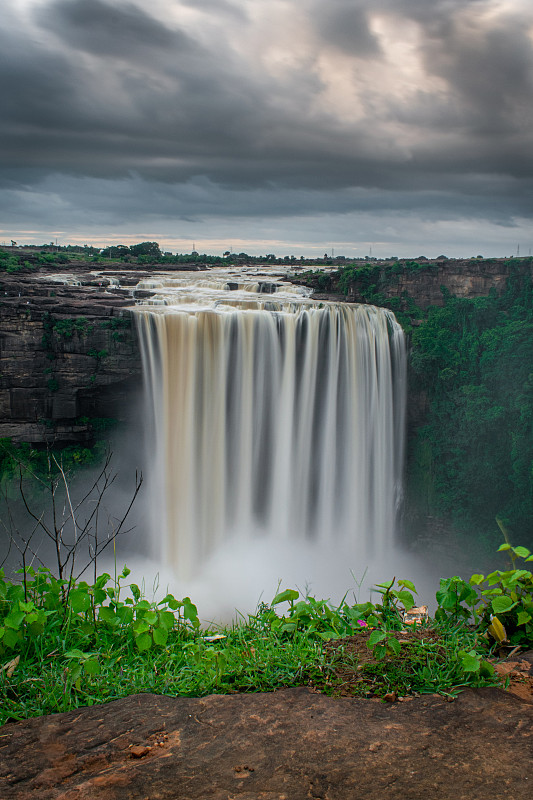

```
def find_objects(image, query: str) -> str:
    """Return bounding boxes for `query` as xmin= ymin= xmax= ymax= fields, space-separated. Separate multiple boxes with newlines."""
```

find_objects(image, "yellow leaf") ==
xmin=487 ymin=615 xmax=507 ymax=643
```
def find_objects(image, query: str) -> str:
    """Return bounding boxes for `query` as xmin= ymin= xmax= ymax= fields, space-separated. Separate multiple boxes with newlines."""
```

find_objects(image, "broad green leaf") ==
xmin=491 ymin=596 xmax=515 ymax=614
xmin=65 ymin=648 xmax=86 ymax=659
xmin=130 ymin=584 xmax=141 ymax=602
xmin=83 ymin=658 xmax=101 ymax=676
xmin=153 ymin=626 xmax=169 ymax=646
xmin=28 ymin=621 xmax=45 ymax=636
xmin=460 ymin=652 xmax=481 ymax=673
xmin=133 ymin=619 xmax=150 ymax=635
xmin=159 ymin=611 xmax=176 ymax=631
xmin=159 ymin=592 xmax=175 ymax=605
xmin=116 ymin=606 xmax=133 ymax=625
xmin=99 ymin=607 xmax=119 ymax=626
xmin=95 ymin=573 xmax=111 ymax=589
xmin=160 ymin=593 xmax=179 ymax=610
xmin=436 ymin=590 xmax=462 ymax=609
xmin=398 ymin=579 xmax=417 ymax=593
xmin=501 ymin=570 xmax=529 ymax=587
xmin=517 ymin=611 xmax=532 ymax=626
xmin=280 ymin=622 xmax=297 ymax=632
xmin=69 ymin=590 xmax=91 ymax=614
xmin=271 ymin=589 xmax=299 ymax=606
xmin=498 ymin=544 xmax=511 ymax=552
xmin=7 ymin=584 xmax=24 ymax=602
xmin=512 ymin=546 xmax=530 ymax=559
xmin=69 ymin=664 xmax=82 ymax=683
xmin=374 ymin=579 xmax=394 ymax=591
xmin=395 ymin=590 xmax=415 ymax=610
xmin=469 ymin=574 xmax=485 ymax=585
xmin=183 ymin=601 xmax=198 ymax=622
xmin=373 ymin=643 xmax=387 ymax=661
xmin=367 ymin=630 xmax=387 ymax=647
xmin=143 ymin=610 xmax=158 ymax=626
xmin=4 ymin=609 xmax=25 ymax=630
xmin=135 ymin=632 xmax=152 ymax=651
xmin=2 ymin=629 xmax=20 ymax=648
xmin=387 ymin=636 xmax=401 ymax=656
xmin=479 ymin=660 xmax=495 ymax=678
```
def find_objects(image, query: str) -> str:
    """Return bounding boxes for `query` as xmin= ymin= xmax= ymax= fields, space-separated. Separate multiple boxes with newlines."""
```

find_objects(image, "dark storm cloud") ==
xmin=38 ymin=0 xmax=188 ymax=57
xmin=1 ymin=1 xmax=263 ymax=177
xmin=423 ymin=16 xmax=533 ymax=137
xmin=311 ymin=0 xmax=380 ymax=56
xmin=1 ymin=0 xmax=532 ymax=245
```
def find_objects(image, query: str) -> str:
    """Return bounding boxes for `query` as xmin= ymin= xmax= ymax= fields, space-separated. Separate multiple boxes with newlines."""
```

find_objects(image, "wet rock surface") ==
xmin=0 ymin=687 xmax=531 ymax=799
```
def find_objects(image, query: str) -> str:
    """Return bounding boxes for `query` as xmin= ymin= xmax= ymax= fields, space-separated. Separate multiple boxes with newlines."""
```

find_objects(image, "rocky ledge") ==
xmin=0 ymin=687 xmax=531 ymax=799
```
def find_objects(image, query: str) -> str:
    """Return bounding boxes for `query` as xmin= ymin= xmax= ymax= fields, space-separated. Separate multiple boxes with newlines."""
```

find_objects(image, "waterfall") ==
xmin=134 ymin=271 xmax=406 ymax=581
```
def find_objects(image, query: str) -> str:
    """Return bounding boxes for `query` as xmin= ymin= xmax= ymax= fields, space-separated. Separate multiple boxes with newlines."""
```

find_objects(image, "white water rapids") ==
xmin=132 ymin=268 xmax=407 ymax=610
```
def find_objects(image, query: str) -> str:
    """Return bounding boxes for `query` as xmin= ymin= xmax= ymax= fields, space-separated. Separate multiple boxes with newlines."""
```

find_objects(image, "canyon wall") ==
xmin=304 ymin=257 xmax=533 ymax=308
xmin=1 ymin=257 xmax=531 ymax=445
xmin=0 ymin=269 xmax=142 ymax=444
xmin=346 ymin=258 xmax=533 ymax=308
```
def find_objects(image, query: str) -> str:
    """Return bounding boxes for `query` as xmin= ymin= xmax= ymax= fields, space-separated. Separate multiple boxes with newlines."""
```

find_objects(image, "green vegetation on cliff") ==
xmin=408 ymin=272 xmax=532 ymax=548
xmin=303 ymin=259 xmax=533 ymax=550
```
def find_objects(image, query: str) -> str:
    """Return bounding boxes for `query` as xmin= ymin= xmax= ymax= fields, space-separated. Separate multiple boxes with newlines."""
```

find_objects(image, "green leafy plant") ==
xmin=435 ymin=576 xmax=478 ymax=623
xmin=469 ymin=543 xmax=533 ymax=647
xmin=366 ymin=628 xmax=402 ymax=660
xmin=371 ymin=578 xmax=417 ymax=627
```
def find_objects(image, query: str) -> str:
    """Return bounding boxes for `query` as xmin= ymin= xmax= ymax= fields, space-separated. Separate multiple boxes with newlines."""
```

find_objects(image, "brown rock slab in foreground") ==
xmin=1 ymin=688 xmax=532 ymax=799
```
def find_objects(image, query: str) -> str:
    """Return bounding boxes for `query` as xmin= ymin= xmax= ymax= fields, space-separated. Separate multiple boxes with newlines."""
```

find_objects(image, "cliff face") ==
xmin=2 ymin=258 xmax=531 ymax=445
xmin=0 ymin=268 xmax=145 ymax=444
xmin=343 ymin=258 xmax=533 ymax=308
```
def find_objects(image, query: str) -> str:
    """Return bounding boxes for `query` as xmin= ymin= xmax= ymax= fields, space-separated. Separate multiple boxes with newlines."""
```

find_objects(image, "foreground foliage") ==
xmin=0 ymin=544 xmax=531 ymax=725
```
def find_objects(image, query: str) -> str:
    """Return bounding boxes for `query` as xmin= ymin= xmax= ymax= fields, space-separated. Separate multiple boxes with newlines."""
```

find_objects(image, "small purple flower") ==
xmin=357 ymin=619 xmax=368 ymax=627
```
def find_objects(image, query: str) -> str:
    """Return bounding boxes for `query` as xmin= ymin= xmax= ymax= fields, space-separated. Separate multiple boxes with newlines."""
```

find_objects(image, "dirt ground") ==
xmin=0 ymin=683 xmax=532 ymax=800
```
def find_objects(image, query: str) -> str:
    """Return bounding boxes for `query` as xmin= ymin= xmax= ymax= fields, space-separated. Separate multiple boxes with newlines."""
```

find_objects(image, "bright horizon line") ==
xmin=1 ymin=231 xmax=528 ymax=261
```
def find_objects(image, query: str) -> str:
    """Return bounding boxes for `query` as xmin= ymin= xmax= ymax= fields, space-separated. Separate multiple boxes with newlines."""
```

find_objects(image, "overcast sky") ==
xmin=1 ymin=0 xmax=532 ymax=257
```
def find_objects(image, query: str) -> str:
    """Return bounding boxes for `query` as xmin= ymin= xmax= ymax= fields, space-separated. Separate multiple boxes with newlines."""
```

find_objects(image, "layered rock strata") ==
xmin=0 ymin=267 xmax=147 ymax=444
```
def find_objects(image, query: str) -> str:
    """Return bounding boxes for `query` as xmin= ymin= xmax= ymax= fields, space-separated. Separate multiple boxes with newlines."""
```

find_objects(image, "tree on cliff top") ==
xmin=129 ymin=242 xmax=162 ymax=260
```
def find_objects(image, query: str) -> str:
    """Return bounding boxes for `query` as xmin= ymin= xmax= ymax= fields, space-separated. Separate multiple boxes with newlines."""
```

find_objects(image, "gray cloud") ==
xmin=0 ymin=0 xmax=532 ymax=254
xmin=179 ymin=0 xmax=247 ymax=19
xmin=39 ymin=0 xmax=180 ymax=56
xmin=312 ymin=1 xmax=380 ymax=56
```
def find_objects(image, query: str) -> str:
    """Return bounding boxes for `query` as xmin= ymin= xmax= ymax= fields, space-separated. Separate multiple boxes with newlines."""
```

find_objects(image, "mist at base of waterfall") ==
xmin=107 ymin=530 xmax=456 ymax=625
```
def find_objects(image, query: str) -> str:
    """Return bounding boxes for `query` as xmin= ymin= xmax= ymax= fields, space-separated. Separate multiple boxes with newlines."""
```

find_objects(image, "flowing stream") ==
xmin=133 ymin=268 xmax=406 ymax=598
